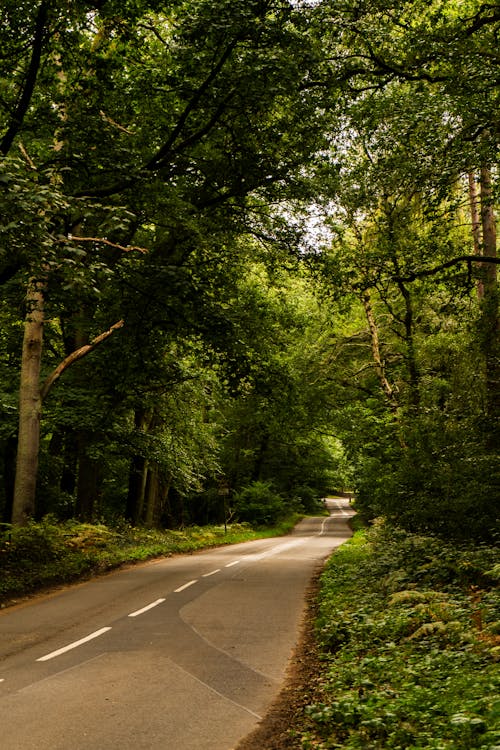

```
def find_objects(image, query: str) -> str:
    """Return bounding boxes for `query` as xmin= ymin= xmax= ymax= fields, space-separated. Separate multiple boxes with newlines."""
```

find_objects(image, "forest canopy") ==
xmin=0 ymin=0 xmax=498 ymax=540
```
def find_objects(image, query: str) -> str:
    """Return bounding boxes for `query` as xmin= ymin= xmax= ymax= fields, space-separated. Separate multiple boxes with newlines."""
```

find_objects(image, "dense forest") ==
xmin=0 ymin=0 xmax=498 ymax=540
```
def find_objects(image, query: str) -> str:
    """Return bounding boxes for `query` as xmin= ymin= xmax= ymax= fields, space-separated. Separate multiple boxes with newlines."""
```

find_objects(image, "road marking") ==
xmin=202 ymin=569 xmax=221 ymax=577
xmin=174 ymin=580 xmax=197 ymax=593
xmin=128 ymin=598 xmax=166 ymax=617
xmin=225 ymin=560 xmax=240 ymax=567
xmin=246 ymin=539 xmax=305 ymax=561
xmin=327 ymin=498 xmax=352 ymax=517
xmin=36 ymin=627 xmax=112 ymax=662
xmin=319 ymin=517 xmax=330 ymax=535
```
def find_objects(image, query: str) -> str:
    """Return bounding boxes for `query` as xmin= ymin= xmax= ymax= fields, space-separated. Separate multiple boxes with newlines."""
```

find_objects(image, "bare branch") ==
xmin=60 ymin=236 xmax=148 ymax=254
xmin=18 ymin=142 xmax=37 ymax=169
xmin=362 ymin=289 xmax=398 ymax=409
xmin=40 ymin=319 xmax=124 ymax=401
xmin=99 ymin=110 xmax=135 ymax=135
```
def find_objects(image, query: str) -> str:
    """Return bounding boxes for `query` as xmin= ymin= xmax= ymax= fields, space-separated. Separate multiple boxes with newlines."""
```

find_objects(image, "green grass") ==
xmin=0 ymin=513 xmax=302 ymax=606
xmin=296 ymin=523 xmax=500 ymax=750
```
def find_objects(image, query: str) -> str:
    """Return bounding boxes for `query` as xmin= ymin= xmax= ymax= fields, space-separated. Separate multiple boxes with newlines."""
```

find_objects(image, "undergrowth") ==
xmin=297 ymin=521 xmax=500 ymax=750
xmin=0 ymin=514 xmax=301 ymax=605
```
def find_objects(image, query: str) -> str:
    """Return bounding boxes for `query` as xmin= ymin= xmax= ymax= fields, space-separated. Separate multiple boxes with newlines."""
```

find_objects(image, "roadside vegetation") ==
xmin=0 ymin=511 xmax=303 ymax=607
xmin=294 ymin=523 xmax=500 ymax=750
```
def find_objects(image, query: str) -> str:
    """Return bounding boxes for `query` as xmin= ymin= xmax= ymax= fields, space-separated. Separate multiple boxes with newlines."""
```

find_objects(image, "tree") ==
xmin=1 ymin=0 xmax=332 ymax=524
xmin=2 ymin=0 xmax=497 ymax=539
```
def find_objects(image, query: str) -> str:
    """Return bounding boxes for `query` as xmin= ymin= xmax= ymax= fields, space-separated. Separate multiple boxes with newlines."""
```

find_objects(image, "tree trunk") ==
xmin=251 ymin=432 xmax=269 ymax=482
xmin=126 ymin=455 xmax=147 ymax=523
xmin=144 ymin=465 xmax=159 ymax=527
xmin=479 ymin=165 xmax=499 ymax=423
xmin=2 ymin=435 xmax=17 ymax=522
xmin=468 ymin=171 xmax=484 ymax=299
xmin=11 ymin=279 xmax=45 ymax=525
xmin=480 ymin=166 xmax=497 ymax=289
xmin=362 ymin=289 xmax=398 ymax=410
xmin=125 ymin=408 xmax=155 ymax=524
xmin=143 ymin=469 xmax=172 ymax=528
xmin=382 ymin=200 xmax=420 ymax=409
xmin=163 ymin=486 xmax=185 ymax=529
xmin=396 ymin=279 xmax=420 ymax=409
xmin=75 ymin=431 xmax=101 ymax=522
xmin=61 ymin=428 xmax=78 ymax=498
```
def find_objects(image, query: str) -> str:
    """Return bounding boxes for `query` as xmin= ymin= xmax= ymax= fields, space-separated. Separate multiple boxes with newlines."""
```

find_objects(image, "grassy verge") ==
xmin=295 ymin=522 xmax=500 ymax=750
xmin=0 ymin=514 xmax=301 ymax=607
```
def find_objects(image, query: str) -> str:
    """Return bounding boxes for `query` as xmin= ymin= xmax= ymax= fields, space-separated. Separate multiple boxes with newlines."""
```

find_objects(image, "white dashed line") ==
xmin=36 ymin=627 xmax=112 ymax=662
xmin=174 ymin=580 xmax=197 ymax=593
xmin=26 ymin=524 xmax=330 ymax=669
xmin=245 ymin=539 xmax=305 ymax=561
xmin=202 ymin=569 xmax=221 ymax=577
xmin=128 ymin=598 xmax=166 ymax=617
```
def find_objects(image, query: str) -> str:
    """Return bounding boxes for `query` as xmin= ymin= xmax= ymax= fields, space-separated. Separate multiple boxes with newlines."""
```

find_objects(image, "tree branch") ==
xmin=40 ymin=319 xmax=124 ymax=401
xmin=464 ymin=4 xmax=500 ymax=36
xmin=18 ymin=141 xmax=37 ymax=169
xmin=395 ymin=255 xmax=500 ymax=283
xmin=60 ymin=236 xmax=148 ymax=254
xmin=363 ymin=40 xmax=448 ymax=84
xmin=1 ymin=2 xmax=48 ymax=156
xmin=75 ymin=38 xmax=240 ymax=198
xmin=99 ymin=110 xmax=135 ymax=135
xmin=146 ymin=38 xmax=239 ymax=171
xmin=172 ymin=90 xmax=235 ymax=154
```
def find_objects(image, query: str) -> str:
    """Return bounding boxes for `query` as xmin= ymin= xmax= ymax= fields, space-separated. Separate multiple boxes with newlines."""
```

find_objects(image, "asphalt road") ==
xmin=0 ymin=499 xmax=354 ymax=750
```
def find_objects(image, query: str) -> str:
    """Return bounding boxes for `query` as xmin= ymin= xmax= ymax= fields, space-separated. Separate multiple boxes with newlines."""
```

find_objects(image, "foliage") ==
xmin=312 ymin=142 xmax=499 ymax=540
xmin=0 ymin=0 xmax=342 ymax=528
xmin=301 ymin=0 xmax=500 ymax=543
xmin=296 ymin=525 xmax=500 ymax=749
xmin=291 ymin=485 xmax=325 ymax=514
xmin=233 ymin=481 xmax=287 ymax=527
xmin=0 ymin=0 xmax=498 ymax=540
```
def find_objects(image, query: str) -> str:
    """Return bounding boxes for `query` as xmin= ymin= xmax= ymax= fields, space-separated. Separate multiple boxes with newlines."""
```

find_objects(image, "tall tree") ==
xmin=1 ymin=0 xmax=330 ymax=523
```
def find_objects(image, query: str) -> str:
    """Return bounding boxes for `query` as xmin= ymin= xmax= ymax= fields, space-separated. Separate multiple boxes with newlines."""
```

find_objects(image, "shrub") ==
xmin=290 ymin=485 xmax=323 ymax=513
xmin=0 ymin=519 xmax=66 ymax=564
xmin=233 ymin=481 xmax=286 ymax=526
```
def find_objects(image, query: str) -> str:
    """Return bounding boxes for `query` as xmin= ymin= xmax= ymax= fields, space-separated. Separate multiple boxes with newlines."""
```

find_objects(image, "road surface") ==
xmin=0 ymin=498 xmax=353 ymax=749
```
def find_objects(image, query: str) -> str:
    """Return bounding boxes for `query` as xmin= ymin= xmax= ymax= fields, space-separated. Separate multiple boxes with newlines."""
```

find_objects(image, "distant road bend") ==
xmin=0 ymin=498 xmax=354 ymax=750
